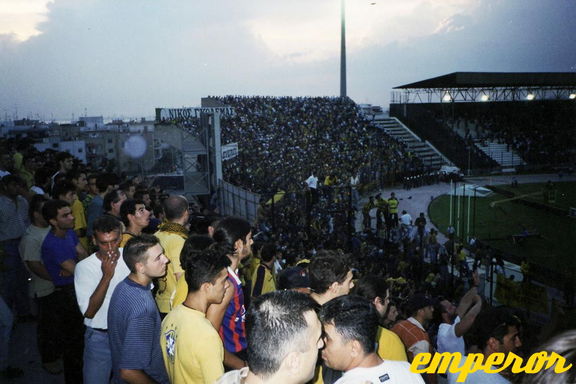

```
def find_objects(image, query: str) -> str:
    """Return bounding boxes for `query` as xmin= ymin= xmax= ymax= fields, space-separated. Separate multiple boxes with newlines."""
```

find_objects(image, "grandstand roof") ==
xmin=394 ymin=72 xmax=576 ymax=89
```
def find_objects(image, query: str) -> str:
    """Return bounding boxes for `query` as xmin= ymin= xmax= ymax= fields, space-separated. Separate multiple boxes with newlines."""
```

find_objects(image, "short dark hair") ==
xmin=56 ymin=151 xmax=73 ymax=163
xmin=34 ymin=167 xmax=52 ymax=188
xmin=119 ymin=181 xmax=134 ymax=193
xmin=133 ymin=189 xmax=150 ymax=202
xmin=352 ymin=275 xmax=388 ymax=302
xmin=184 ymin=248 xmax=230 ymax=292
xmin=93 ymin=214 xmax=122 ymax=235
xmin=319 ymin=295 xmax=379 ymax=355
xmin=66 ymin=169 xmax=86 ymax=183
xmin=95 ymin=173 xmax=118 ymax=194
xmin=247 ymin=290 xmax=319 ymax=377
xmin=309 ymin=250 xmax=350 ymax=294
xmin=1 ymin=174 xmax=26 ymax=187
xmin=123 ymin=234 xmax=160 ymax=273
xmin=162 ymin=195 xmax=188 ymax=221
xmin=103 ymin=189 xmax=124 ymax=213
xmin=119 ymin=199 xmax=145 ymax=227
xmin=179 ymin=235 xmax=214 ymax=269
xmin=29 ymin=194 xmax=49 ymax=222
xmin=52 ymin=180 xmax=76 ymax=200
xmin=474 ymin=307 xmax=522 ymax=350
xmin=260 ymin=243 xmax=277 ymax=263
xmin=212 ymin=216 xmax=251 ymax=254
xmin=42 ymin=199 xmax=70 ymax=223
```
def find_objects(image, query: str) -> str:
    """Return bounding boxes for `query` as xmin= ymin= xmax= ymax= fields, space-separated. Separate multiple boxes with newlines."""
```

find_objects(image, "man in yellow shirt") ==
xmin=119 ymin=199 xmax=151 ymax=247
xmin=154 ymin=195 xmax=189 ymax=316
xmin=161 ymin=247 xmax=230 ymax=384
xmin=251 ymin=243 xmax=276 ymax=298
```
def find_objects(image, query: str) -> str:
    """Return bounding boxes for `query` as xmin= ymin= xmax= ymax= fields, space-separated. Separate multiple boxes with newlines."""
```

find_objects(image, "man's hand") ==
xmin=101 ymin=250 xmax=119 ymax=280
xmin=59 ymin=269 xmax=72 ymax=277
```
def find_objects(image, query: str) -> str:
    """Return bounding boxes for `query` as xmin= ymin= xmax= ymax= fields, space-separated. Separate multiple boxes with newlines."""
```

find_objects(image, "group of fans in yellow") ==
xmin=3 ymin=149 xmax=572 ymax=384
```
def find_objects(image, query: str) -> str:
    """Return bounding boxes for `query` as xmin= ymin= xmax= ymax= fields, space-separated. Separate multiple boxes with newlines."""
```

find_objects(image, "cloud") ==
xmin=348 ymin=0 xmax=576 ymax=106
xmin=0 ymin=0 xmax=574 ymax=119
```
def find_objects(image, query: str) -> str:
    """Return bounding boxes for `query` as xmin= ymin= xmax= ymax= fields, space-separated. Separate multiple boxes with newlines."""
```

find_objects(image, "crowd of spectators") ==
xmin=0 ymin=103 xmax=574 ymax=383
xmin=209 ymin=96 xmax=432 ymax=249
xmin=216 ymin=96 xmax=423 ymax=193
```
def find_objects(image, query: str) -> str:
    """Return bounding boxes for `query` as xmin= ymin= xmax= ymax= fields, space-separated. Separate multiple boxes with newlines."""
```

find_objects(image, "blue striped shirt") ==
xmin=108 ymin=277 xmax=169 ymax=384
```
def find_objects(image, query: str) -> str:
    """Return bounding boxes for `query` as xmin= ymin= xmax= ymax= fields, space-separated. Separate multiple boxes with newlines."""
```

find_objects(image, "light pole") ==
xmin=340 ymin=0 xmax=347 ymax=98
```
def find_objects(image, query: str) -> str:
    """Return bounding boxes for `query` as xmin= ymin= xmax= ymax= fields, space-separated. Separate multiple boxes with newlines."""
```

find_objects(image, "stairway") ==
xmin=373 ymin=117 xmax=451 ymax=169
xmin=475 ymin=141 xmax=525 ymax=171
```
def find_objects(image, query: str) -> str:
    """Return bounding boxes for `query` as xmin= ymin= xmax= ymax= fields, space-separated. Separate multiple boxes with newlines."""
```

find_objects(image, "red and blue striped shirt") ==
xmin=219 ymin=267 xmax=247 ymax=353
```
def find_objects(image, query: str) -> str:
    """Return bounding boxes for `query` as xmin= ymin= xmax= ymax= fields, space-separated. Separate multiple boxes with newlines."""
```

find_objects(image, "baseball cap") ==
xmin=277 ymin=266 xmax=310 ymax=290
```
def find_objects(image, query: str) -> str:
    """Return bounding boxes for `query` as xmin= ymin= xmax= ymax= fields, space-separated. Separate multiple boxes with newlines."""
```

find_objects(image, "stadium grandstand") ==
xmin=215 ymin=95 xmax=425 ymax=194
xmin=390 ymin=72 xmax=576 ymax=174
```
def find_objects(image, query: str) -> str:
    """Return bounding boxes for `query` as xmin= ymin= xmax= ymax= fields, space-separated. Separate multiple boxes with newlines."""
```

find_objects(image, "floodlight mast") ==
xmin=340 ymin=0 xmax=347 ymax=98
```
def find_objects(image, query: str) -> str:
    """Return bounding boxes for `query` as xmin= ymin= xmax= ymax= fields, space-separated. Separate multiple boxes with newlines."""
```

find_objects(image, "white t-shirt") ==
xmin=447 ymin=359 xmax=510 ymax=384
xmin=19 ymin=225 xmax=53 ymax=298
xmin=335 ymin=360 xmax=425 ymax=384
xmin=305 ymin=175 xmax=318 ymax=189
xmin=30 ymin=186 xmax=46 ymax=195
xmin=74 ymin=249 xmax=130 ymax=329
xmin=400 ymin=213 xmax=413 ymax=226
xmin=437 ymin=316 xmax=465 ymax=355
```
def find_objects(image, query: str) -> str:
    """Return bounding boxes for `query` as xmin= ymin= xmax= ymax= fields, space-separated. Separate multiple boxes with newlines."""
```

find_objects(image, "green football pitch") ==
xmin=428 ymin=181 xmax=576 ymax=284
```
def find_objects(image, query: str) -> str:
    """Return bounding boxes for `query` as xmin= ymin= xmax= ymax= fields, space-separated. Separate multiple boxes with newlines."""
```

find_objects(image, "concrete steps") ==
xmin=475 ymin=141 xmax=526 ymax=168
xmin=374 ymin=117 xmax=452 ymax=169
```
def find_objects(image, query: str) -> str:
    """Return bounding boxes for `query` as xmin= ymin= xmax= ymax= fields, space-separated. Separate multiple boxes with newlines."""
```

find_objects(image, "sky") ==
xmin=0 ymin=0 xmax=575 ymax=121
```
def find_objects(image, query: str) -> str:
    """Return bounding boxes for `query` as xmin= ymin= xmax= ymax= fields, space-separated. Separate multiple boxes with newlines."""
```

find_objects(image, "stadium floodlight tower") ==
xmin=340 ymin=0 xmax=347 ymax=98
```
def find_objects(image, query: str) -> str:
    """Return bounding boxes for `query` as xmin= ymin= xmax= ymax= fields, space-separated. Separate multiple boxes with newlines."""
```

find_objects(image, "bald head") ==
xmin=163 ymin=195 xmax=189 ymax=222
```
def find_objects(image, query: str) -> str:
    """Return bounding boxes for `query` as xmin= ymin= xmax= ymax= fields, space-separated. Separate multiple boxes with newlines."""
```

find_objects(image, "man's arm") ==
xmin=223 ymin=350 xmax=245 ymax=370
xmin=456 ymin=271 xmax=480 ymax=318
xmin=78 ymin=253 xmax=119 ymax=319
xmin=119 ymin=369 xmax=158 ymax=384
xmin=60 ymin=259 xmax=76 ymax=275
xmin=454 ymin=294 xmax=482 ymax=338
xmin=25 ymin=261 xmax=53 ymax=281
xmin=76 ymin=242 xmax=89 ymax=261
xmin=206 ymin=282 xmax=234 ymax=330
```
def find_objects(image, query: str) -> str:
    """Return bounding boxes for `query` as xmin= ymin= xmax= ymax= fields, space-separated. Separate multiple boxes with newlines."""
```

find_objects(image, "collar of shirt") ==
xmin=408 ymin=316 xmax=425 ymax=331
xmin=228 ymin=266 xmax=242 ymax=285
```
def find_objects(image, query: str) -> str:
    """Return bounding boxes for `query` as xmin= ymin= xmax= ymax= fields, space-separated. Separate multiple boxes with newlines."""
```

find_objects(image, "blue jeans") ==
xmin=84 ymin=327 xmax=112 ymax=384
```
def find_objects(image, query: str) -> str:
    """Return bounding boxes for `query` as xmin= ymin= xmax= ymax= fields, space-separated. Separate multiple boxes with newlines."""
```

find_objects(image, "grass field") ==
xmin=428 ymin=181 xmax=576 ymax=283
xmin=496 ymin=181 xmax=576 ymax=211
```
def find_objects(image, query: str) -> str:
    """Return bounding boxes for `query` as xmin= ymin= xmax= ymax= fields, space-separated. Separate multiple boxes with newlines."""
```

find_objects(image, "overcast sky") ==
xmin=1 ymin=0 xmax=575 ymax=121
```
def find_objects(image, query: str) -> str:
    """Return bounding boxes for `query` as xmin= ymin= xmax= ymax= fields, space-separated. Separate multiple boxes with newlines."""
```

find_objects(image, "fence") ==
xmin=218 ymin=180 xmax=260 ymax=224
